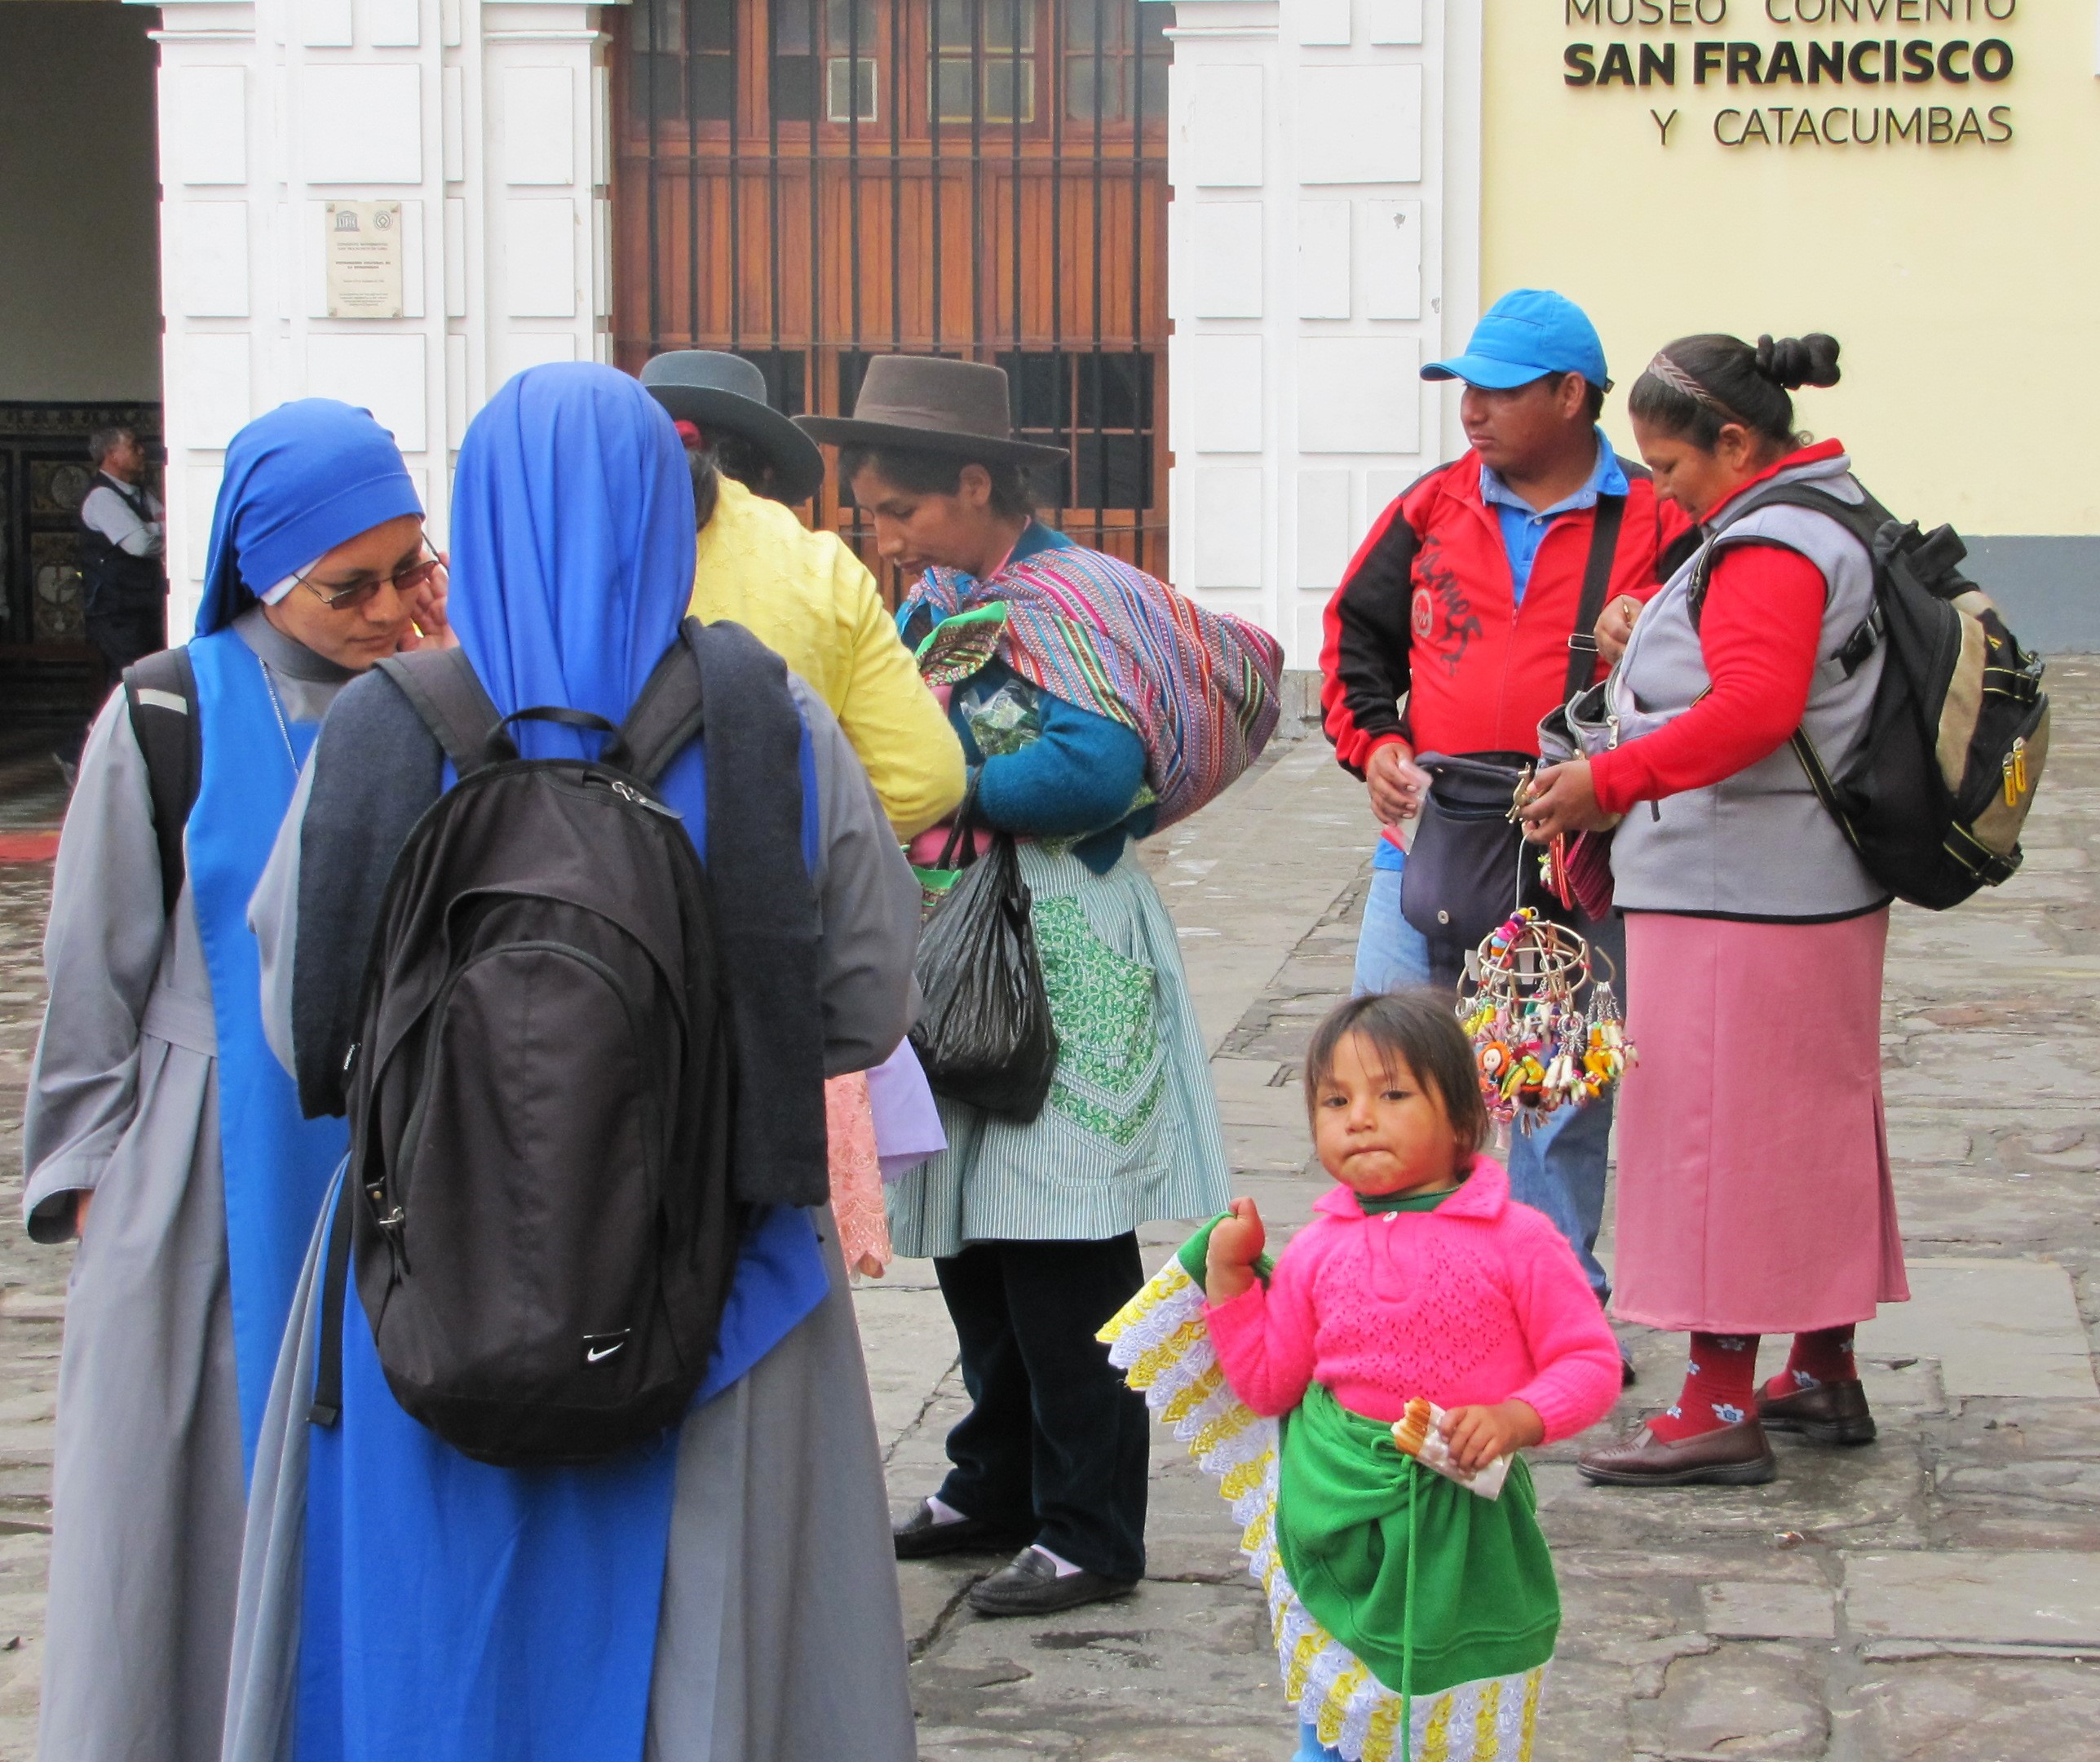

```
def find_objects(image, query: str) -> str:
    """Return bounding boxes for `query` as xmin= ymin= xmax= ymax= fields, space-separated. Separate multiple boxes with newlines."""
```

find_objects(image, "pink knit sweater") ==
xmin=1205 ymin=1160 xmax=1622 ymax=1444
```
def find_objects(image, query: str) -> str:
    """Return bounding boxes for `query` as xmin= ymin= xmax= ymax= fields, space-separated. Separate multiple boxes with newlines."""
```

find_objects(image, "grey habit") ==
xmin=224 ymin=674 xmax=924 ymax=1762
xmin=22 ymin=611 xmax=356 ymax=1762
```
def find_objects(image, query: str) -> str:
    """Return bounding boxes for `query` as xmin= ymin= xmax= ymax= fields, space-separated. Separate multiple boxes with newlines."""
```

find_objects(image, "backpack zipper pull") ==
xmin=608 ymin=778 xmax=684 ymax=821
xmin=2004 ymin=737 xmax=2027 ymax=805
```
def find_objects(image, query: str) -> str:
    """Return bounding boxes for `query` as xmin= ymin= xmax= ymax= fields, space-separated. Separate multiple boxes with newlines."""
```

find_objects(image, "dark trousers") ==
xmin=933 ymin=1233 xmax=1149 ymax=1581
xmin=85 ymin=591 xmax=166 ymax=675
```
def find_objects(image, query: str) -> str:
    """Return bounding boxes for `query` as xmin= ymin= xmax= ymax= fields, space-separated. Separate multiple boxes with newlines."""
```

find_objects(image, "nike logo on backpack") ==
xmin=583 ymin=1332 xmax=630 ymax=1365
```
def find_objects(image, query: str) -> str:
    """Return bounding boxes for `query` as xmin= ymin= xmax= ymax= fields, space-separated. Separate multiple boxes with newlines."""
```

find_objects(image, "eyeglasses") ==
xmin=292 ymin=531 xmax=441 ymax=612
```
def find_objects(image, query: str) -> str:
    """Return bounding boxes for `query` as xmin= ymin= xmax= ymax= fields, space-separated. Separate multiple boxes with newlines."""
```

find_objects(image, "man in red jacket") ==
xmin=1319 ymin=288 xmax=1690 ymax=1343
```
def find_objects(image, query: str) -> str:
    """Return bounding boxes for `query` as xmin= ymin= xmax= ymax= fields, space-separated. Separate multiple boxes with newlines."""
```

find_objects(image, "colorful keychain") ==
xmin=1457 ymin=907 xmax=1635 ymax=1134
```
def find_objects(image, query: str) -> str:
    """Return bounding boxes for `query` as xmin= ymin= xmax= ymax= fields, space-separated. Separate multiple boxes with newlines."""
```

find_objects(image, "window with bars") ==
xmin=931 ymin=0 xmax=1036 ymax=126
xmin=630 ymin=0 xmax=735 ymax=123
xmin=612 ymin=2 xmax=1174 ymax=576
xmin=740 ymin=348 xmax=809 ymax=416
xmin=1066 ymin=0 xmax=1171 ymax=123
xmin=773 ymin=0 xmax=879 ymax=124
xmin=1000 ymin=350 xmax=1155 ymax=511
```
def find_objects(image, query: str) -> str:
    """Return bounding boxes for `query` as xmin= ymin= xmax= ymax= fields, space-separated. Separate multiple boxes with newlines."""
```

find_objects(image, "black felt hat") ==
xmin=639 ymin=351 xmax=827 ymax=505
xmin=795 ymin=356 xmax=1068 ymax=467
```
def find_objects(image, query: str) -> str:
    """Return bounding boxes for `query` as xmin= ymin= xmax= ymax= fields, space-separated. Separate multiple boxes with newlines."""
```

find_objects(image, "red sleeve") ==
xmin=1589 ymin=543 xmax=1826 ymax=815
xmin=1320 ymin=471 xmax=1448 ymax=775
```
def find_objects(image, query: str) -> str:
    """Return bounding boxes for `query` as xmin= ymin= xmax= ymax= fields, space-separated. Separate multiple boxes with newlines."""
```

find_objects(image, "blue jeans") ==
xmin=1356 ymin=852 xmax=1617 ymax=1304
xmin=1352 ymin=861 xmax=1433 ymax=996
xmin=1502 ymin=906 xmax=1622 ymax=1303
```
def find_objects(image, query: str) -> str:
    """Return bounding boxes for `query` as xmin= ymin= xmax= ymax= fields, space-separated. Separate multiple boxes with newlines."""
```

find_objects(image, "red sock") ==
xmin=1766 ymin=1325 xmax=1856 ymax=1397
xmin=1648 ymin=1332 xmax=1762 ymax=1442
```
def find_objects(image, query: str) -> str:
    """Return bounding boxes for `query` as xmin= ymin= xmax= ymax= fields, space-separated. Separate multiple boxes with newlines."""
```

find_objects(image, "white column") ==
xmin=1162 ymin=0 xmax=1480 ymax=666
xmin=141 ymin=0 xmax=619 ymax=635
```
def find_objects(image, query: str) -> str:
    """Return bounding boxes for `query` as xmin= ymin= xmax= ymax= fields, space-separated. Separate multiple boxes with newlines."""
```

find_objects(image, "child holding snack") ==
xmin=1102 ymin=992 xmax=1621 ymax=1761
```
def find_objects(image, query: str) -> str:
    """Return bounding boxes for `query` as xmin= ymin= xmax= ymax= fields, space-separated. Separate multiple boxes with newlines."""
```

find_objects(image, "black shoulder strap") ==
xmin=307 ymin=1182 xmax=355 ymax=1428
xmin=615 ymin=618 xmax=710 ymax=785
xmin=374 ymin=649 xmax=506 ymax=777
xmin=1687 ymin=480 xmax=1889 ymax=631
xmin=1715 ymin=480 xmax=1887 ymax=550
xmin=122 ymin=645 xmax=201 ymax=920
xmin=1564 ymin=493 xmax=1628 ymax=703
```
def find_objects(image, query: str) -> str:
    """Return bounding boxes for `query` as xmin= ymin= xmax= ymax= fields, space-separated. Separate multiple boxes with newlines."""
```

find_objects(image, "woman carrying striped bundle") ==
xmin=798 ymin=354 xmax=1284 ymax=1618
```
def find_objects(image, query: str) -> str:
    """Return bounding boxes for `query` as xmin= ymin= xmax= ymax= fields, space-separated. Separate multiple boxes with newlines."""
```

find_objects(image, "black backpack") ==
xmin=121 ymin=645 xmax=201 ymax=919
xmin=1693 ymin=483 xmax=2048 ymax=911
xmin=308 ymin=639 xmax=738 ymax=1468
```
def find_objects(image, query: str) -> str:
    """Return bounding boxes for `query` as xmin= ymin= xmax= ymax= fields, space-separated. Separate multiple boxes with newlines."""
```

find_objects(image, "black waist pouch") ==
xmin=1399 ymin=750 xmax=1558 ymax=951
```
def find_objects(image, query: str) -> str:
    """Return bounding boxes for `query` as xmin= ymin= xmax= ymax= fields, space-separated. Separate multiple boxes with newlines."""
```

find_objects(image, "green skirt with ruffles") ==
xmin=1100 ymin=1230 xmax=1558 ymax=1762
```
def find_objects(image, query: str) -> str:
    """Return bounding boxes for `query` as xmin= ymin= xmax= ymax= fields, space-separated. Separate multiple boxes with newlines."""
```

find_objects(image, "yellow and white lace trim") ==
xmin=1099 ymin=1260 xmax=1546 ymax=1762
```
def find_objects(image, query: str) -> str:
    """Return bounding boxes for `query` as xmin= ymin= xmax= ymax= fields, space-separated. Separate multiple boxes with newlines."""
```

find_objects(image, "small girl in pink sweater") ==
xmin=1107 ymin=991 xmax=1619 ymax=1761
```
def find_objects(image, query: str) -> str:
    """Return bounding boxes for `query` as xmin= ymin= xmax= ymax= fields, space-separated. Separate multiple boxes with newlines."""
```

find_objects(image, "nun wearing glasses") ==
xmin=20 ymin=398 xmax=446 ymax=1762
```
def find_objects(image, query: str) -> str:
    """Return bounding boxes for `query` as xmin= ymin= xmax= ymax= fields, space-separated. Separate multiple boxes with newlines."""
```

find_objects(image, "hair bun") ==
xmin=1754 ymin=333 xmax=1841 ymax=392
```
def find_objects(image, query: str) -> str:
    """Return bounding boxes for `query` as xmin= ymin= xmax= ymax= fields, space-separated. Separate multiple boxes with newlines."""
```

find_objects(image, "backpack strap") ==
xmin=1563 ymin=492 xmax=1627 ymax=704
xmin=307 ymin=1180 xmax=356 ymax=1428
xmin=374 ymin=649 xmax=506 ymax=777
xmin=122 ymin=645 xmax=201 ymax=920
xmin=614 ymin=618 xmax=710 ymax=785
xmin=1688 ymin=480 xmax=1889 ymax=629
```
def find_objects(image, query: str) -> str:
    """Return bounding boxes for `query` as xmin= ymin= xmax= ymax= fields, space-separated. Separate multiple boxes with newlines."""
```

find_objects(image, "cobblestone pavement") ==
xmin=1 ymin=671 xmax=2098 ymax=1758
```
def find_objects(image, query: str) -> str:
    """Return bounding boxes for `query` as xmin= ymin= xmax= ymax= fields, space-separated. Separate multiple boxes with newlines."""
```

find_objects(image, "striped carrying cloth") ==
xmin=909 ymin=544 xmax=1285 ymax=830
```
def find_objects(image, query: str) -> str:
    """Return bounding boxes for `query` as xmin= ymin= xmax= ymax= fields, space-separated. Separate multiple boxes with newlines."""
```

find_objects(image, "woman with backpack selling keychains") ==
xmin=1520 ymin=330 xmax=2045 ymax=1487
xmin=20 ymin=400 xmax=444 ymax=1762
xmin=225 ymin=364 xmax=924 ymax=1760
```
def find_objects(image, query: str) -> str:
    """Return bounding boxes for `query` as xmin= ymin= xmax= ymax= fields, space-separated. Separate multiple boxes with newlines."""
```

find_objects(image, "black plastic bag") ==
xmin=909 ymin=827 xmax=1059 ymax=1122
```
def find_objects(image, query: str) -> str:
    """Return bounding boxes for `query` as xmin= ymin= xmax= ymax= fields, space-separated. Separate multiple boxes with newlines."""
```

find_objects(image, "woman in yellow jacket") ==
xmin=643 ymin=350 xmax=964 ymax=840
xmin=644 ymin=350 xmax=957 ymax=1282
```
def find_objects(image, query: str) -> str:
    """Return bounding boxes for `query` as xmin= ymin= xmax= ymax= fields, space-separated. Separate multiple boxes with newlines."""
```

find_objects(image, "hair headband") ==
xmin=1642 ymin=351 xmax=1743 ymax=424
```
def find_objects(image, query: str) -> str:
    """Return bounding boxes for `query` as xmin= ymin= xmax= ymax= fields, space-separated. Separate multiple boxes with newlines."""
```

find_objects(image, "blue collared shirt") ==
xmin=1479 ymin=429 xmax=1627 ymax=604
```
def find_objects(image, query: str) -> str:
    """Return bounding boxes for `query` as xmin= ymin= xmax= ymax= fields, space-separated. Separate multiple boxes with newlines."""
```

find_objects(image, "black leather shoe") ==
xmin=892 ymin=1500 xmax=1034 ymax=1561
xmin=1620 ymin=1344 xmax=1638 ymax=1388
xmin=1576 ymin=1418 xmax=1778 ymax=1487
xmin=966 ymin=1547 xmax=1139 ymax=1618
xmin=1757 ymin=1376 xmax=1877 ymax=1445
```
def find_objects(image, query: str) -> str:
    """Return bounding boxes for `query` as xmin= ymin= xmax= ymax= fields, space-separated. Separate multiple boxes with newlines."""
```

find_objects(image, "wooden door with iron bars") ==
xmin=611 ymin=0 xmax=1174 ymax=591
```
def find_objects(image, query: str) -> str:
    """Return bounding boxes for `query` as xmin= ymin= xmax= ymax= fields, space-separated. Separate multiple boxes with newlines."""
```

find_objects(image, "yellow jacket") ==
xmin=689 ymin=476 xmax=964 ymax=838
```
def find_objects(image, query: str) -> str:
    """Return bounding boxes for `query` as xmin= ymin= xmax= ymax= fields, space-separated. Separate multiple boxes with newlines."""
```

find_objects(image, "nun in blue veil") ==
xmin=22 ymin=400 xmax=436 ymax=1762
xmin=226 ymin=363 xmax=922 ymax=1762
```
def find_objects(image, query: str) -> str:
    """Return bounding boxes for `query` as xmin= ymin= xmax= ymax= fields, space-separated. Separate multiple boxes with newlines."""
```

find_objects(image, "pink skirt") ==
xmin=1611 ymin=909 xmax=1908 ymax=1335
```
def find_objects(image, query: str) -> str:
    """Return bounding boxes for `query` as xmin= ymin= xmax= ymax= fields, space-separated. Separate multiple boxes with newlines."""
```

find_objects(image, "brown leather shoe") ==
xmin=1577 ymin=1418 xmax=1778 ymax=1487
xmin=1757 ymin=1376 xmax=1877 ymax=1446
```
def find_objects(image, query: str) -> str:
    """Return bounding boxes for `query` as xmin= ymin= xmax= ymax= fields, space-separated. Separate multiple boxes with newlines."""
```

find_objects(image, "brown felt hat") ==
xmin=795 ymin=356 xmax=1068 ymax=467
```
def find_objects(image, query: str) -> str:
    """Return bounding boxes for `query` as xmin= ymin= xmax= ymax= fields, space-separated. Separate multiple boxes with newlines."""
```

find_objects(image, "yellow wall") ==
xmin=1481 ymin=1 xmax=2098 ymax=535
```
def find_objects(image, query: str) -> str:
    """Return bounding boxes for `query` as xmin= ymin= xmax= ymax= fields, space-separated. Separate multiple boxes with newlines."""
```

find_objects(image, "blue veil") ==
xmin=197 ymin=399 xmax=422 ymax=635
xmin=445 ymin=362 xmax=699 ymax=755
xmin=294 ymin=365 xmax=829 ymax=1762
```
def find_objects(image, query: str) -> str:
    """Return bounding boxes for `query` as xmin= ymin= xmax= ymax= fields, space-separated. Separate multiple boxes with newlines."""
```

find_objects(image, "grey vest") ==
xmin=1607 ymin=455 xmax=1889 ymax=921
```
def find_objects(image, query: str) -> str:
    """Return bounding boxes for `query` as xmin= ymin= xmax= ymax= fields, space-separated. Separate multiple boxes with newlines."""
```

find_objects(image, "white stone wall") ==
xmin=142 ymin=0 xmax=619 ymax=632
xmin=1162 ymin=0 xmax=1480 ymax=666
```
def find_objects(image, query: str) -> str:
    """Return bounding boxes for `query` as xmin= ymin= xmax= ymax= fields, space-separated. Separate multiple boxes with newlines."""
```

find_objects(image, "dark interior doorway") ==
xmin=0 ymin=0 xmax=162 ymax=805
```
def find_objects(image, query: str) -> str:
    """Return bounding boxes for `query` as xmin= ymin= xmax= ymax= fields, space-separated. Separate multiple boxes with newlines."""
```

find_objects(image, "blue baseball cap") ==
xmin=1422 ymin=289 xmax=1612 ymax=392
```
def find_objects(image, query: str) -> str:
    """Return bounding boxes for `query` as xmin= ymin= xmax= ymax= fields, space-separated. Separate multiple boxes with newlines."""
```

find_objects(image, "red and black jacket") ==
xmin=1319 ymin=452 xmax=1695 ymax=773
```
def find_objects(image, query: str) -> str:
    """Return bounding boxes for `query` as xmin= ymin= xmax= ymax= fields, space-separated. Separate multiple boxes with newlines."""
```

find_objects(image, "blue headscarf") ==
xmin=445 ymin=363 xmax=697 ymax=756
xmin=197 ymin=400 xmax=423 ymax=636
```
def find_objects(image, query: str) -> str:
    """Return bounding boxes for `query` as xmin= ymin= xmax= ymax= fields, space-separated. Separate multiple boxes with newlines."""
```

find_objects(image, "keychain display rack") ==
xmin=1457 ymin=908 xmax=1634 ymax=1133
